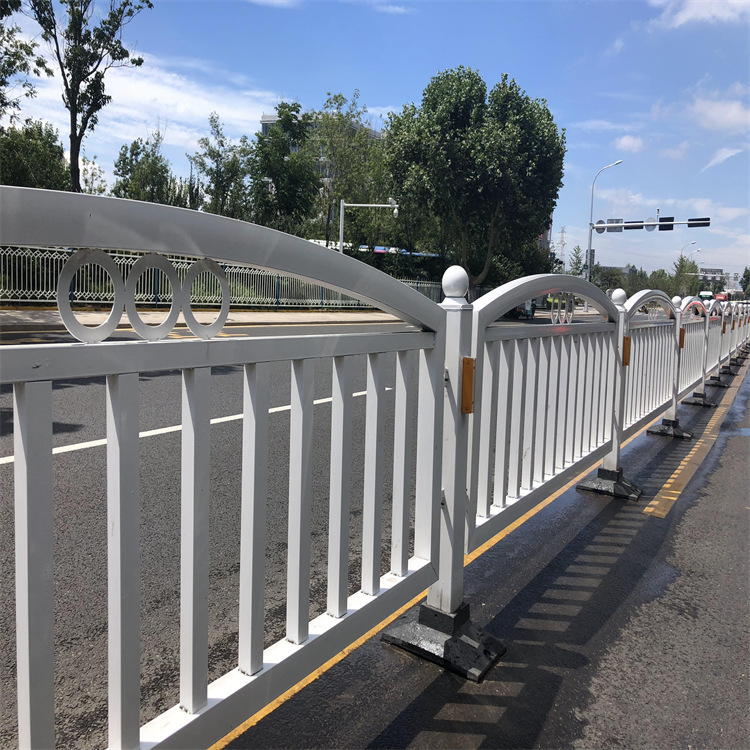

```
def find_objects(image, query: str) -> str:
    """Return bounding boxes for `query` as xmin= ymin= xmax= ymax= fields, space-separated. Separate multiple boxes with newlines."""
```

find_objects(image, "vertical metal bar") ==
xmin=508 ymin=339 xmax=527 ymax=499
xmin=238 ymin=363 xmax=269 ymax=675
xmin=522 ymin=337 xmax=539 ymax=491
xmin=555 ymin=335 xmax=571 ymax=470
xmin=328 ymin=356 xmax=353 ymax=615
xmin=589 ymin=333 xmax=603 ymax=448
xmin=534 ymin=337 xmax=550 ymax=485
xmin=362 ymin=353 xmax=386 ymax=596
xmin=477 ymin=341 xmax=499 ymax=516
xmin=287 ymin=358 xmax=314 ymax=643
xmin=493 ymin=339 xmax=514 ymax=507
xmin=391 ymin=350 xmax=416 ymax=578
xmin=581 ymin=333 xmax=599 ymax=456
xmin=106 ymin=373 xmax=141 ymax=750
xmin=414 ymin=338 xmax=444 ymax=566
xmin=545 ymin=336 xmax=561 ymax=477
xmin=565 ymin=336 xmax=580 ymax=465
xmin=14 ymin=381 xmax=55 ymax=750
xmin=573 ymin=334 xmax=591 ymax=459
xmin=180 ymin=366 xmax=211 ymax=713
xmin=602 ymin=331 xmax=615 ymax=441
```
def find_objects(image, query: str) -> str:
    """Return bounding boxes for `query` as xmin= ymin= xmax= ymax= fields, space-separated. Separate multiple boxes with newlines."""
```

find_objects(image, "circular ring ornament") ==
xmin=57 ymin=248 xmax=125 ymax=343
xmin=180 ymin=258 xmax=230 ymax=339
xmin=124 ymin=254 xmax=182 ymax=341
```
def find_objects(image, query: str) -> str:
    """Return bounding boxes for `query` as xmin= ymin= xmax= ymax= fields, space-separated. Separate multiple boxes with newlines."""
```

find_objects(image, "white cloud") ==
xmin=375 ymin=4 xmax=410 ymax=13
xmin=649 ymin=0 xmax=750 ymax=28
xmin=569 ymin=119 xmax=640 ymax=133
xmin=4 ymin=49 xmax=282 ymax=176
xmin=613 ymin=135 xmax=644 ymax=153
xmin=245 ymin=0 xmax=300 ymax=7
xmin=660 ymin=140 xmax=689 ymax=159
xmin=690 ymin=96 xmax=750 ymax=134
xmin=606 ymin=37 xmax=625 ymax=56
xmin=701 ymin=147 xmax=744 ymax=172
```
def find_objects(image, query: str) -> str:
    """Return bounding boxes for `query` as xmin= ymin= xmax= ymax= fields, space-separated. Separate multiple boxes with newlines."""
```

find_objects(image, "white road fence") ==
xmin=0 ymin=244 xmax=443 ymax=308
xmin=1 ymin=188 xmax=748 ymax=749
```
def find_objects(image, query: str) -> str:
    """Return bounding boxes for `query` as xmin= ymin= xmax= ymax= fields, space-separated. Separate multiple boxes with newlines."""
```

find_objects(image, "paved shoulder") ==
xmin=571 ymin=372 xmax=750 ymax=750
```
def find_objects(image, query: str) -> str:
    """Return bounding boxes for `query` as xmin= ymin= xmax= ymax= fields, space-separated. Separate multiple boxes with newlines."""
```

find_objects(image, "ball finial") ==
xmin=442 ymin=265 xmax=469 ymax=298
xmin=672 ymin=295 xmax=682 ymax=307
xmin=611 ymin=288 xmax=627 ymax=306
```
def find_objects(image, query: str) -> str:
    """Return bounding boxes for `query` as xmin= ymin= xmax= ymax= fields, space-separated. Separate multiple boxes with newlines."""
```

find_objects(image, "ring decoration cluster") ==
xmin=57 ymin=249 xmax=230 ymax=343
xmin=549 ymin=293 xmax=576 ymax=324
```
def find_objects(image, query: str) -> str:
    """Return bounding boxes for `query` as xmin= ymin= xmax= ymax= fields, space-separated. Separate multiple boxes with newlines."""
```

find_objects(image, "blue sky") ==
xmin=10 ymin=0 xmax=750 ymax=280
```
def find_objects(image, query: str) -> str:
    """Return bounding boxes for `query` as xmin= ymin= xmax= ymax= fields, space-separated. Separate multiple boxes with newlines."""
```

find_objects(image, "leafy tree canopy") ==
xmin=0 ymin=118 xmax=69 ymax=189
xmin=385 ymin=67 xmax=566 ymax=286
xmin=28 ymin=0 xmax=153 ymax=192
xmin=568 ymin=245 xmax=584 ymax=276
xmin=248 ymin=101 xmax=319 ymax=235
xmin=189 ymin=112 xmax=251 ymax=218
xmin=0 ymin=0 xmax=52 ymax=121
xmin=113 ymin=128 xmax=199 ymax=207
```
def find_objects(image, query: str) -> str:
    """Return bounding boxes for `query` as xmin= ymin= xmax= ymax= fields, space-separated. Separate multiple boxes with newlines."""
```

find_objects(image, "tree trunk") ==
xmin=69 ymin=118 xmax=82 ymax=193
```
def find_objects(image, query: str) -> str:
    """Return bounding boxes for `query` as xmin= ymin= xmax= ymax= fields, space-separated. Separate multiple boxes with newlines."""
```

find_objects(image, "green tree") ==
xmin=248 ymin=101 xmax=319 ymax=234
xmin=568 ymin=245 xmax=584 ymax=276
xmin=623 ymin=265 xmax=649 ymax=297
xmin=80 ymin=153 xmax=106 ymax=193
xmin=592 ymin=263 xmax=625 ymax=292
xmin=648 ymin=268 xmax=673 ymax=296
xmin=309 ymin=91 xmax=380 ymax=247
xmin=1 ymin=0 xmax=52 ymax=120
xmin=112 ymin=129 xmax=192 ymax=206
xmin=28 ymin=0 xmax=153 ymax=192
xmin=0 ymin=119 xmax=69 ymax=189
xmin=385 ymin=67 xmax=566 ymax=287
xmin=673 ymin=255 xmax=700 ymax=297
xmin=189 ymin=112 xmax=251 ymax=218
xmin=741 ymin=267 xmax=750 ymax=296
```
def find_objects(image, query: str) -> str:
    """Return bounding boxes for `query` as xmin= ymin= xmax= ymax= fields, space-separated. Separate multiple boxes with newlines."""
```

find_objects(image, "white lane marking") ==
xmin=0 ymin=388 xmax=391 ymax=465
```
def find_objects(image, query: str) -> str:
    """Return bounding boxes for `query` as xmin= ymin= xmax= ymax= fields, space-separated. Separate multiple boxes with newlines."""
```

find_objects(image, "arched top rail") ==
xmin=0 ymin=186 xmax=444 ymax=332
xmin=706 ymin=299 xmax=725 ymax=318
xmin=680 ymin=296 xmax=707 ymax=318
xmin=473 ymin=273 xmax=619 ymax=329
xmin=624 ymin=289 xmax=676 ymax=320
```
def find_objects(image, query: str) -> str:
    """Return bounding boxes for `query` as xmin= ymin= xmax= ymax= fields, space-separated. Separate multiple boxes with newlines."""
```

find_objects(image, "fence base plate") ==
xmin=705 ymin=376 xmax=730 ymax=389
xmin=682 ymin=391 xmax=716 ymax=408
xmin=577 ymin=467 xmax=642 ymax=501
xmin=721 ymin=365 xmax=740 ymax=375
xmin=647 ymin=418 xmax=693 ymax=440
xmin=382 ymin=602 xmax=505 ymax=683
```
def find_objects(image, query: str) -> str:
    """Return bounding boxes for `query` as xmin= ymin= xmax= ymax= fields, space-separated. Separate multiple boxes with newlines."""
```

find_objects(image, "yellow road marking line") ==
xmin=643 ymin=369 xmax=745 ymax=518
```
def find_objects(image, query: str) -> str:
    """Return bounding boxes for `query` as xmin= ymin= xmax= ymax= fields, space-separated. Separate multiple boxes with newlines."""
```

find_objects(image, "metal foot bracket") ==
xmin=682 ymin=391 xmax=716 ymax=408
xmin=382 ymin=602 xmax=505 ymax=683
xmin=705 ymin=376 xmax=730 ymax=389
xmin=577 ymin=467 xmax=642 ymax=501
xmin=647 ymin=418 xmax=693 ymax=440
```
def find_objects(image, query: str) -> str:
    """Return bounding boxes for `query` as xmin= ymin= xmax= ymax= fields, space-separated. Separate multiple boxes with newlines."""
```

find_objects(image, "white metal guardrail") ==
xmin=1 ymin=187 xmax=748 ymax=749
xmin=0 ymin=245 xmax=444 ymax=308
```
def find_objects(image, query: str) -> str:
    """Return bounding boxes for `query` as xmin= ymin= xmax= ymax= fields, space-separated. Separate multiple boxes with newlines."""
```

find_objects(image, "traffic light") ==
xmin=658 ymin=217 xmax=675 ymax=231
xmin=688 ymin=217 xmax=710 ymax=228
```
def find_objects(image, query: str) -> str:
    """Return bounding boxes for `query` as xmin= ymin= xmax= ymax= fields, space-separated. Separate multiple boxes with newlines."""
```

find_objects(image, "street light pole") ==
xmin=586 ymin=159 xmax=623 ymax=283
xmin=338 ymin=198 xmax=399 ymax=254
xmin=680 ymin=240 xmax=696 ymax=258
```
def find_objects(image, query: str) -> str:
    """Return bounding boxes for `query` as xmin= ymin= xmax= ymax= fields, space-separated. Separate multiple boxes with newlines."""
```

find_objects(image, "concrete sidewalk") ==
xmin=0 ymin=306 xmax=401 ymax=333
